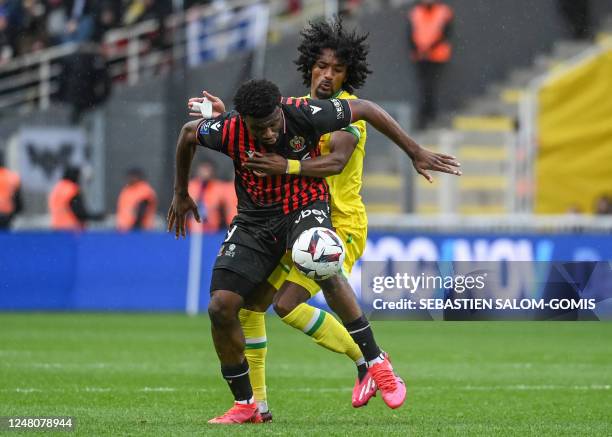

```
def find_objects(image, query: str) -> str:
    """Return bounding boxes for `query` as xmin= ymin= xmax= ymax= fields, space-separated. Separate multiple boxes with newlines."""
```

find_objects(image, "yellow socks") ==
xmin=281 ymin=303 xmax=364 ymax=364
xmin=238 ymin=308 xmax=268 ymax=411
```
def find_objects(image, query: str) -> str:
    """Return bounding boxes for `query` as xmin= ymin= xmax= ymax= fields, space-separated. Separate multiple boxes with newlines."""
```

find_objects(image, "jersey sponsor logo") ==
xmin=310 ymin=105 xmax=322 ymax=115
xmin=211 ymin=121 xmax=222 ymax=132
xmin=289 ymin=136 xmax=307 ymax=152
xmin=330 ymin=99 xmax=344 ymax=120
xmin=199 ymin=119 xmax=214 ymax=135
xmin=294 ymin=208 xmax=328 ymax=224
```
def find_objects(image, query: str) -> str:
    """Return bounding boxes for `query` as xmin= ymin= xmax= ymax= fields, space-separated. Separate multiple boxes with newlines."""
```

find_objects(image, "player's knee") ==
xmin=208 ymin=295 xmax=237 ymax=326
xmin=273 ymin=297 xmax=298 ymax=318
xmin=318 ymin=275 xmax=343 ymax=295
xmin=243 ymin=283 xmax=275 ymax=313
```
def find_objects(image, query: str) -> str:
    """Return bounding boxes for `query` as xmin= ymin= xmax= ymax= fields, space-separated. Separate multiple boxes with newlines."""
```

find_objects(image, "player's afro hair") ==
xmin=233 ymin=79 xmax=281 ymax=118
xmin=295 ymin=18 xmax=371 ymax=94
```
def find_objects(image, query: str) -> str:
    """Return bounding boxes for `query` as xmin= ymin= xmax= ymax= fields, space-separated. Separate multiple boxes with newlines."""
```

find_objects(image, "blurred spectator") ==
xmin=0 ymin=0 xmax=21 ymax=61
xmin=0 ymin=3 xmax=11 ymax=63
xmin=407 ymin=0 xmax=453 ymax=129
xmin=116 ymin=167 xmax=157 ymax=231
xmin=57 ymin=45 xmax=111 ymax=123
xmin=123 ymin=0 xmax=170 ymax=50
xmin=48 ymin=166 xmax=102 ymax=230
xmin=188 ymin=161 xmax=236 ymax=233
xmin=595 ymin=195 xmax=610 ymax=215
xmin=0 ymin=149 xmax=22 ymax=229
xmin=123 ymin=0 xmax=162 ymax=25
xmin=45 ymin=0 xmax=68 ymax=46
xmin=557 ymin=0 xmax=592 ymax=40
xmin=92 ymin=1 xmax=121 ymax=43
xmin=61 ymin=0 xmax=96 ymax=44
xmin=17 ymin=0 xmax=47 ymax=54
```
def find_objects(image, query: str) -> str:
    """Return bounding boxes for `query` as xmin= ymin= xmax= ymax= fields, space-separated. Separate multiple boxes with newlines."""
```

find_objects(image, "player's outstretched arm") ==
xmin=167 ymin=120 xmax=201 ymax=239
xmin=244 ymin=130 xmax=357 ymax=177
xmin=348 ymin=99 xmax=462 ymax=182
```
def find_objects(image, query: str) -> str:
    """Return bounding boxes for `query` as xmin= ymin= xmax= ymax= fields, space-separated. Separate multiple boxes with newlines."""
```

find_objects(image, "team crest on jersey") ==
xmin=289 ymin=136 xmax=306 ymax=152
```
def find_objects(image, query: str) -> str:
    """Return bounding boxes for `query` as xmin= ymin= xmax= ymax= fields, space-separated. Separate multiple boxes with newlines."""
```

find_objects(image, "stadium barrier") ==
xmin=1 ymin=230 xmax=611 ymax=313
xmin=0 ymin=0 xmax=332 ymax=113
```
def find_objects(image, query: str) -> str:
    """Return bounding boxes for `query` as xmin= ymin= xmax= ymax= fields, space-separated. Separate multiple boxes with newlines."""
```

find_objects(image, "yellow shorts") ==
xmin=267 ymin=227 xmax=367 ymax=297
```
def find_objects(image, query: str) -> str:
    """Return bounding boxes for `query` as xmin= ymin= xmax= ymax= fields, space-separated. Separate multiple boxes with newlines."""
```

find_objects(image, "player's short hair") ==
xmin=295 ymin=18 xmax=371 ymax=94
xmin=233 ymin=79 xmax=281 ymax=118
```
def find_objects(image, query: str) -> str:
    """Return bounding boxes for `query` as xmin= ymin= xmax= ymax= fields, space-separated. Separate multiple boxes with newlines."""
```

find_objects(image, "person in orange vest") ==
xmin=48 ymin=166 xmax=103 ymax=230
xmin=187 ymin=161 xmax=237 ymax=233
xmin=407 ymin=0 xmax=453 ymax=129
xmin=116 ymin=168 xmax=158 ymax=231
xmin=0 ymin=150 xmax=23 ymax=230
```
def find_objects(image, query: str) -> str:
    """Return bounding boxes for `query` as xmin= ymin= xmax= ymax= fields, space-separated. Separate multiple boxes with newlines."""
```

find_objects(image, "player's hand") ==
xmin=244 ymin=152 xmax=288 ymax=176
xmin=167 ymin=192 xmax=200 ymax=239
xmin=412 ymin=147 xmax=462 ymax=183
xmin=187 ymin=91 xmax=225 ymax=118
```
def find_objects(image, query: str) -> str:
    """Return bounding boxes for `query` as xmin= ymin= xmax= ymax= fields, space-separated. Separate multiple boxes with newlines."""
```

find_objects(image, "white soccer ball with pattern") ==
xmin=292 ymin=227 xmax=345 ymax=280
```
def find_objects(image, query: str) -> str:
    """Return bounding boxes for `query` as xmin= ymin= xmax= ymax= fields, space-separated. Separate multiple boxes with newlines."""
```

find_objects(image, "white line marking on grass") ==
xmin=83 ymin=387 xmax=112 ymax=392
xmin=3 ymin=384 xmax=609 ymax=394
xmin=140 ymin=387 xmax=177 ymax=392
xmin=462 ymin=384 xmax=611 ymax=391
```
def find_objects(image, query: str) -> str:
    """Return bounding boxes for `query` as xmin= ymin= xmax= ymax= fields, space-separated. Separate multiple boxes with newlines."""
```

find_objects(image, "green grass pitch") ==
xmin=1 ymin=314 xmax=610 ymax=436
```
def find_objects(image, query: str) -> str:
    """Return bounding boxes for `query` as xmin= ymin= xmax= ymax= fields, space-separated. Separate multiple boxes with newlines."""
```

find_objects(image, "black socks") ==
xmin=221 ymin=359 xmax=253 ymax=402
xmin=344 ymin=315 xmax=382 ymax=362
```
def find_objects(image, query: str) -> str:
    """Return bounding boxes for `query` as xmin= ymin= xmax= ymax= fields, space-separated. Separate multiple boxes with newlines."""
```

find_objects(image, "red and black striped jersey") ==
xmin=195 ymin=97 xmax=353 ymax=216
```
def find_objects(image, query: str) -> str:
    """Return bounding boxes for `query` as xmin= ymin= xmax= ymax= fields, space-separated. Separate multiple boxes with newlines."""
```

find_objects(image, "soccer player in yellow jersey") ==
xmin=230 ymin=19 xmax=461 ymax=421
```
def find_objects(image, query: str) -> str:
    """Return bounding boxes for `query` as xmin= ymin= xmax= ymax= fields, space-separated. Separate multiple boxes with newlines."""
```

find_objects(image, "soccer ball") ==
xmin=292 ymin=227 xmax=345 ymax=280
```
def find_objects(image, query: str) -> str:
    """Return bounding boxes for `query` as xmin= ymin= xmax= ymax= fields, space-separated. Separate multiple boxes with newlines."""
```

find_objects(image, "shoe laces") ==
xmin=372 ymin=364 xmax=398 ymax=391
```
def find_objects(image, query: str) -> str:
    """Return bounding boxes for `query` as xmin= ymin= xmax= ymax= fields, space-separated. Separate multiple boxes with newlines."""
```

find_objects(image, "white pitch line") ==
xmin=140 ymin=387 xmax=177 ymax=392
xmin=2 ymin=385 xmax=610 ymax=394
xmin=461 ymin=384 xmax=611 ymax=391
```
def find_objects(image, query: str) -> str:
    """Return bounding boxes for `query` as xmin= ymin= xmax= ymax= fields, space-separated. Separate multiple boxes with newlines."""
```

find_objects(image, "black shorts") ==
xmin=210 ymin=200 xmax=333 ymax=296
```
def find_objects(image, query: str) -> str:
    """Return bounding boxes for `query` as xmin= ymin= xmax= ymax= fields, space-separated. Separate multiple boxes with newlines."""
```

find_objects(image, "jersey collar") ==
xmin=306 ymin=89 xmax=344 ymax=99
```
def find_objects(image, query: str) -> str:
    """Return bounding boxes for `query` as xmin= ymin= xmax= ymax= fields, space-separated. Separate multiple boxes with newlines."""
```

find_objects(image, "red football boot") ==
xmin=207 ymin=402 xmax=262 ymax=424
xmin=368 ymin=356 xmax=406 ymax=409
xmin=352 ymin=371 xmax=377 ymax=408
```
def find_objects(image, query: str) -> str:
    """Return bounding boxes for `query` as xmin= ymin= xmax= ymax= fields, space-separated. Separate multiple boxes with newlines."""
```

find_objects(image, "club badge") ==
xmin=289 ymin=136 xmax=306 ymax=152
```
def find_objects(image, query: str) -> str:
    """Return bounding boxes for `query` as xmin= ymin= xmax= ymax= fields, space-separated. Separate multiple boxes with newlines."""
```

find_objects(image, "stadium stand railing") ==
xmin=0 ymin=0 xmax=332 ymax=114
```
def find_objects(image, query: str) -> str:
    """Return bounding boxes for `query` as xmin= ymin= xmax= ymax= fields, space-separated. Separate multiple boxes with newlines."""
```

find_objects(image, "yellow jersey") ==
xmin=304 ymin=90 xmax=368 ymax=231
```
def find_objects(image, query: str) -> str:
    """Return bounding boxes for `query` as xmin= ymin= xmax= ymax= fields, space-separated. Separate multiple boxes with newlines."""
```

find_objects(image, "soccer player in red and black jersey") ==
xmin=167 ymin=79 xmax=459 ymax=424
